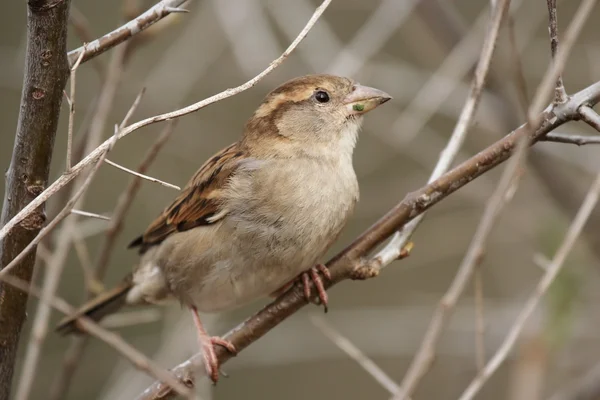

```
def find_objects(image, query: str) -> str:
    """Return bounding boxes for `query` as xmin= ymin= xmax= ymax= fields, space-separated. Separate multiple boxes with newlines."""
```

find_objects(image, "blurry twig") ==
xmin=71 ymin=209 xmax=111 ymax=221
xmin=65 ymin=48 xmax=86 ymax=171
xmin=578 ymin=105 xmax=600 ymax=132
xmin=547 ymin=360 xmax=600 ymax=400
xmin=105 ymin=159 xmax=180 ymax=190
xmin=67 ymin=0 xmax=189 ymax=66
xmin=69 ymin=5 xmax=105 ymax=79
xmin=547 ymin=0 xmax=567 ymax=104
xmin=542 ymin=132 xmax=600 ymax=145
xmin=310 ymin=315 xmax=405 ymax=398
xmin=0 ymin=0 xmax=332 ymax=242
xmin=102 ymin=310 xmax=162 ymax=329
xmin=474 ymin=268 xmax=486 ymax=372
xmin=458 ymin=170 xmax=600 ymax=400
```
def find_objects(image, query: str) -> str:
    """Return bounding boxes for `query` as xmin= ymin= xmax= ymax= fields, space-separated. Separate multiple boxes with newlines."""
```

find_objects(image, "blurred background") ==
xmin=2 ymin=0 xmax=600 ymax=399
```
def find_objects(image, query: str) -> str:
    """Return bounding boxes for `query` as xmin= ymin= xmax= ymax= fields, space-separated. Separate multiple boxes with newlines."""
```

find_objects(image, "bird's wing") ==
xmin=128 ymin=142 xmax=247 ymax=253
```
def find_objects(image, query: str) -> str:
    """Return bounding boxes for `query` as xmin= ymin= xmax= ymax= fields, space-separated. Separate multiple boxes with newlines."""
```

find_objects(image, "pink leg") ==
xmin=190 ymin=307 xmax=237 ymax=384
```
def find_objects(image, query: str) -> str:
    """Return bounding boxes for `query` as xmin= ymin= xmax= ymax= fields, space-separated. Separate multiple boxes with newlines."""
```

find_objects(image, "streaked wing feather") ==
xmin=129 ymin=143 xmax=245 ymax=253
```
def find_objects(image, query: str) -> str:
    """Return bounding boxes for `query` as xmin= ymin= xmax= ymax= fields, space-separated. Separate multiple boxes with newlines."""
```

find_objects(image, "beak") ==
xmin=343 ymin=84 xmax=392 ymax=115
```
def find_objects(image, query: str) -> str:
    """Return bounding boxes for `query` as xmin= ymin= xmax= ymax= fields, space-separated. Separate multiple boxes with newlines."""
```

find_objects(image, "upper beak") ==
xmin=343 ymin=84 xmax=392 ymax=115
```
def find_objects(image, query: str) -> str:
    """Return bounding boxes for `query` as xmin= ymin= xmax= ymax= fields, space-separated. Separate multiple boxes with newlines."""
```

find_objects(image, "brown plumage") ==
xmin=57 ymin=74 xmax=391 ymax=383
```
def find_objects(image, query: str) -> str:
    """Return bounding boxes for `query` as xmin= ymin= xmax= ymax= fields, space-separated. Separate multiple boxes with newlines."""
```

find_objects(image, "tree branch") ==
xmin=546 ymin=0 xmax=568 ymax=104
xmin=542 ymin=132 xmax=600 ymax=145
xmin=0 ymin=0 xmax=71 ymax=397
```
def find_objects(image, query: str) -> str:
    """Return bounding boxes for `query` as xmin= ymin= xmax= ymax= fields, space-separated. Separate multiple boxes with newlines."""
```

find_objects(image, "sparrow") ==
xmin=57 ymin=74 xmax=391 ymax=383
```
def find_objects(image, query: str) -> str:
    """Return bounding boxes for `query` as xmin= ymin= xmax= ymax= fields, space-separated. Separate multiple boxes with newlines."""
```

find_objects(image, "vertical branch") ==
xmin=546 ymin=0 xmax=568 ymax=104
xmin=0 ymin=0 xmax=71 ymax=398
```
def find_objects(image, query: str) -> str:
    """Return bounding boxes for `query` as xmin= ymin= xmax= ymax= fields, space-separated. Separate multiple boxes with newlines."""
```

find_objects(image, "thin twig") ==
xmin=541 ymin=132 xmax=600 ymax=145
xmin=579 ymin=105 xmax=600 ymax=132
xmin=458 ymin=170 xmax=600 ymax=400
xmin=67 ymin=0 xmax=189 ymax=65
xmin=473 ymin=268 xmax=486 ymax=372
xmin=0 ymin=275 xmax=194 ymax=399
xmin=546 ymin=0 xmax=568 ymax=104
xmin=360 ymin=0 xmax=511 ymax=277
xmin=72 ymin=233 xmax=103 ymax=295
xmin=105 ymin=159 xmax=180 ymax=190
xmin=71 ymin=209 xmax=111 ymax=221
xmin=102 ymin=309 xmax=162 ymax=329
xmin=69 ymin=5 xmax=105 ymax=79
xmin=0 ymin=0 xmax=332 ymax=242
xmin=66 ymin=46 xmax=86 ymax=171
xmin=310 ymin=315 xmax=404 ymax=398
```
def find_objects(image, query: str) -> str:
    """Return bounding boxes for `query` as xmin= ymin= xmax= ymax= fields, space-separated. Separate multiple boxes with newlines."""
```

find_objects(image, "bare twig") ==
xmin=105 ymin=159 xmax=180 ymax=190
xmin=579 ymin=105 xmax=600 ymax=132
xmin=67 ymin=0 xmax=189 ymax=66
xmin=102 ymin=310 xmax=162 ymax=329
xmin=0 ymin=275 xmax=193 ymax=399
xmin=547 ymin=0 xmax=568 ymax=104
xmin=66 ymin=47 xmax=86 ymax=171
xmin=0 ymin=0 xmax=332 ymax=242
xmin=71 ymin=209 xmax=111 ymax=221
xmin=547 ymin=360 xmax=600 ymax=400
xmin=458 ymin=170 xmax=600 ymax=400
xmin=310 ymin=315 xmax=404 ymax=398
xmin=72 ymin=233 xmax=103 ymax=294
xmin=474 ymin=268 xmax=486 ymax=372
xmin=541 ymin=132 xmax=600 ymax=145
xmin=360 ymin=0 xmax=511 ymax=277
xmin=69 ymin=5 xmax=105 ymax=79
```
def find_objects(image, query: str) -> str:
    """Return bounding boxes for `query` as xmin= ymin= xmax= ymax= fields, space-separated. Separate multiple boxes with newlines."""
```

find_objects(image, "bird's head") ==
xmin=244 ymin=74 xmax=391 ymax=157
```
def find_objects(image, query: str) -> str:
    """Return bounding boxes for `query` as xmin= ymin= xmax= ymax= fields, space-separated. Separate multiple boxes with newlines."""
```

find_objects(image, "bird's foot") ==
xmin=301 ymin=263 xmax=331 ymax=312
xmin=191 ymin=307 xmax=236 ymax=384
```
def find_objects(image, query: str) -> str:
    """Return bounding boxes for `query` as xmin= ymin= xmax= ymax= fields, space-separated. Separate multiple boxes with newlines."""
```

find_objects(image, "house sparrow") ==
xmin=57 ymin=74 xmax=391 ymax=383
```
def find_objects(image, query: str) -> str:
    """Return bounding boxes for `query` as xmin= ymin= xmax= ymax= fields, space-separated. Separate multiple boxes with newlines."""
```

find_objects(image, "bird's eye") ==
xmin=314 ymin=90 xmax=330 ymax=103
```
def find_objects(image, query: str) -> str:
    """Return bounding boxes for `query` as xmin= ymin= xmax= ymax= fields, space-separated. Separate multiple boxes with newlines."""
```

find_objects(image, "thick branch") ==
xmin=137 ymin=79 xmax=600 ymax=400
xmin=0 ymin=0 xmax=71 ymax=397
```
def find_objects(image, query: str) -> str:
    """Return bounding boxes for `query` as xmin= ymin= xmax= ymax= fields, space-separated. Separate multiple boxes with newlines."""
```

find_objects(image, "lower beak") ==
xmin=343 ymin=84 xmax=392 ymax=115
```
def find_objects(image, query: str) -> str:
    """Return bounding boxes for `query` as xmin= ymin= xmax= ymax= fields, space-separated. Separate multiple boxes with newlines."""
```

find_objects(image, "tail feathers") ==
xmin=56 ymin=279 xmax=133 ymax=335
